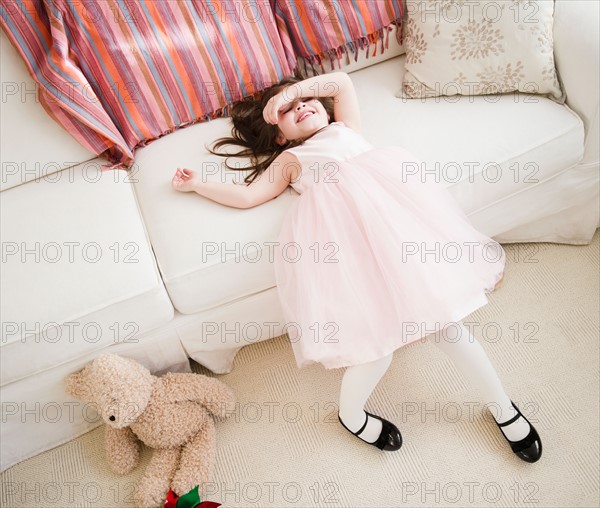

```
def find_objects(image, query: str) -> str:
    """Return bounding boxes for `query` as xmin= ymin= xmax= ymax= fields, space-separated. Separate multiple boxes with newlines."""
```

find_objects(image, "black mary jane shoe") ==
xmin=338 ymin=410 xmax=402 ymax=451
xmin=495 ymin=400 xmax=542 ymax=463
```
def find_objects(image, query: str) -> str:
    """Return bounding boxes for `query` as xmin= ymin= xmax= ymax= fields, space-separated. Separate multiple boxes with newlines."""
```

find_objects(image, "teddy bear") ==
xmin=65 ymin=353 xmax=236 ymax=508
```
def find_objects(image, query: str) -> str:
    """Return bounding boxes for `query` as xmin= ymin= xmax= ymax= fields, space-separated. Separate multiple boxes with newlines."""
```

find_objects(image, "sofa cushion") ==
xmin=400 ymin=0 xmax=565 ymax=103
xmin=0 ymin=31 xmax=95 ymax=191
xmin=0 ymin=160 xmax=174 ymax=386
xmin=353 ymin=57 xmax=583 ymax=212
xmin=132 ymin=122 xmax=293 ymax=314
xmin=132 ymin=55 xmax=583 ymax=316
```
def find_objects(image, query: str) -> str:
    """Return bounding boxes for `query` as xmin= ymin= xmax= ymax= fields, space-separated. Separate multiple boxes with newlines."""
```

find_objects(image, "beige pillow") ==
xmin=398 ymin=0 xmax=565 ymax=103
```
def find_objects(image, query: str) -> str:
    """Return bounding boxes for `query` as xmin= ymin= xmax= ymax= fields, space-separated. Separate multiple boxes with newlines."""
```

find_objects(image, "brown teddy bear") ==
xmin=66 ymin=353 xmax=236 ymax=508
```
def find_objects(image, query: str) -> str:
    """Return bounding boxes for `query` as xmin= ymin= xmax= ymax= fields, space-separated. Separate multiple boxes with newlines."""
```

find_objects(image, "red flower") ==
xmin=163 ymin=486 xmax=221 ymax=508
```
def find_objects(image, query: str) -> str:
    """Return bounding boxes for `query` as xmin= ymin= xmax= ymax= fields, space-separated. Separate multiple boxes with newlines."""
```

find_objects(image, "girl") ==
xmin=172 ymin=72 xmax=542 ymax=463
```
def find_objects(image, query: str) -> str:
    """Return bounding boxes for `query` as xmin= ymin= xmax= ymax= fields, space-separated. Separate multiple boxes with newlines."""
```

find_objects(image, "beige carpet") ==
xmin=2 ymin=231 xmax=599 ymax=508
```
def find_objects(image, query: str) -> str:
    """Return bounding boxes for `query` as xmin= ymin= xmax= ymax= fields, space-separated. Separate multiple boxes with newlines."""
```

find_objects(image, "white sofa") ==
xmin=1 ymin=0 xmax=598 ymax=472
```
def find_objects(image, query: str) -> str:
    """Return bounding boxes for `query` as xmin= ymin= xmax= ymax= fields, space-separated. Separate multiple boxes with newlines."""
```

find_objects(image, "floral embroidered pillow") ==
xmin=398 ymin=0 xmax=565 ymax=103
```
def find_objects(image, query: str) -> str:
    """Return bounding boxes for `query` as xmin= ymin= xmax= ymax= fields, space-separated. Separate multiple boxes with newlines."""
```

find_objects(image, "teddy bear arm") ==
xmin=105 ymin=426 xmax=141 ymax=474
xmin=165 ymin=374 xmax=236 ymax=418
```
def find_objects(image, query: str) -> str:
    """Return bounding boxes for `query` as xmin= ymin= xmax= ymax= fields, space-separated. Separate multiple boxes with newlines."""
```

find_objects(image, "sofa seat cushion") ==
xmin=132 ymin=123 xmax=294 ymax=314
xmin=352 ymin=56 xmax=584 ymax=217
xmin=132 ymin=55 xmax=584 ymax=315
xmin=0 ymin=160 xmax=174 ymax=386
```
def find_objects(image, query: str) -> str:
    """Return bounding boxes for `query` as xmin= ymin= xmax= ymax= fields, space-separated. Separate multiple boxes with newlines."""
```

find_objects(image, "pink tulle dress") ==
xmin=273 ymin=122 xmax=505 ymax=370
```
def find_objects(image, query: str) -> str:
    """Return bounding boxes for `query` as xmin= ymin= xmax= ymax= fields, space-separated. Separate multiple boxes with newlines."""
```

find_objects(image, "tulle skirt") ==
xmin=274 ymin=147 xmax=505 ymax=369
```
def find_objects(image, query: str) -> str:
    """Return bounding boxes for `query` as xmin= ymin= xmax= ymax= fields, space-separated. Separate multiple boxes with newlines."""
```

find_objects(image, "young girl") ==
xmin=172 ymin=72 xmax=542 ymax=463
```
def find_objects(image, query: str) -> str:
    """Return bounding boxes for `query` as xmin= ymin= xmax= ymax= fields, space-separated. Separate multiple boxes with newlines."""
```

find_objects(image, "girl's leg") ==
xmin=427 ymin=321 xmax=530 ymax=441
xmin=338 ymin=353 xmax=394 ymax=443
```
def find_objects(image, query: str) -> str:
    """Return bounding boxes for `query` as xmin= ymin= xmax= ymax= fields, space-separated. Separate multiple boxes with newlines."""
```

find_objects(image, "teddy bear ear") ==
xmin=65 ymin=369 xmax=91 ymax=400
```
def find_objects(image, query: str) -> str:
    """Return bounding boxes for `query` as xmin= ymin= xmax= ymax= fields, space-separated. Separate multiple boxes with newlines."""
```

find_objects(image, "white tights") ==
xmin=338 ymin=321 xmax=530 ymax=443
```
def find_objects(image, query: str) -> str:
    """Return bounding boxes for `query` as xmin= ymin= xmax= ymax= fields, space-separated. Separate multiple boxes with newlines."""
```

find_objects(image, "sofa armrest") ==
xmin=554 ymin=0 xmax=599 ymax=165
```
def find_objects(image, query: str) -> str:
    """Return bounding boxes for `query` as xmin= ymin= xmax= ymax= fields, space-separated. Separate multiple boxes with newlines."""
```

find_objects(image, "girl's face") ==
xmin=275 ymin=98 xmax=330 ymax=144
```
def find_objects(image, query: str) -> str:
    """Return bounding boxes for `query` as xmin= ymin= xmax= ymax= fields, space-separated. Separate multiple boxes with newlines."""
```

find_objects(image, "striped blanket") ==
xmin=0 ymin=0 xmax=292 ymax=167
xmin=274 ymin=0 xmax=404 ymax=73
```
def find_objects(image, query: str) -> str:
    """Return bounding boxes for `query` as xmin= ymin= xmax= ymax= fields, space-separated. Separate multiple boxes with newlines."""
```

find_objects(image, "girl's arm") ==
xmin=263 ymin=72 xmax=361 ymax=133
xmin=172 ymin=150 xmax=299 ymax=209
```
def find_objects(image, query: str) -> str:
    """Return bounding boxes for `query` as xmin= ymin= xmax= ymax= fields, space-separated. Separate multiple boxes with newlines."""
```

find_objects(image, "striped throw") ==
xmin=274 ymin=0 xmax=405 ymax=73
xmin=0 ymin=0 xmax=293 ymax=168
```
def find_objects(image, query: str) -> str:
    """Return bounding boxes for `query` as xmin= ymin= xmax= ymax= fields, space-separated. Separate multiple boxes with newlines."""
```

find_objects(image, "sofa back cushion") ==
xmin=274 ymin=0 xmax=405 ymax=74
xmin=0 ymin=31 xmax=96 ymax=191
xmin=0 ymin=0 xmax=292 ymax=168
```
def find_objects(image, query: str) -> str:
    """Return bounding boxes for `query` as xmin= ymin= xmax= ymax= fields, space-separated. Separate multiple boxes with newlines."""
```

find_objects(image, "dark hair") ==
xmin=208 ymin=74 xmax=335 ymax=185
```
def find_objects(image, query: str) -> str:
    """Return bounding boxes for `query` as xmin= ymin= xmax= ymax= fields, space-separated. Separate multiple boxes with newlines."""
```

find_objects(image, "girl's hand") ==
xmin=172 ymin=168 xmax=200 ymax=192
xmin=263 ymin=86 xmax=297 ymax=125
xmin=263 ymin=73 xmax=361 ymax=133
